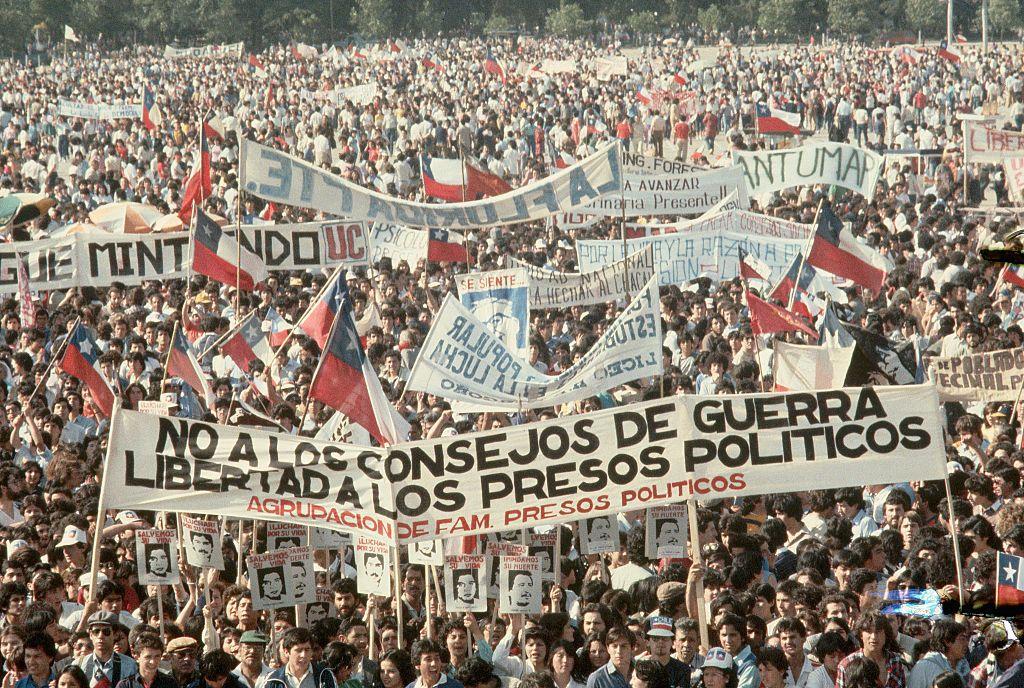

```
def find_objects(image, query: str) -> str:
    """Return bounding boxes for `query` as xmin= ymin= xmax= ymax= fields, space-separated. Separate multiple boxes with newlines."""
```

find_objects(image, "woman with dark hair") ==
xmin=696 ymin=647 xmax=738 ymax=688
xmin=56 ymin=666 xmax=91 ymax=688
xmin=576 ymin=632 xmax=608 ymax=679
xmin=842 ymin=657 xmax=881 ymax=688
xmin=377 ymin=649 xmax=416 ymax=688
xmin=835 ymin=613 xmax=906 ymax=688
xmin=548 ymin=640 xmax=586 ymax=688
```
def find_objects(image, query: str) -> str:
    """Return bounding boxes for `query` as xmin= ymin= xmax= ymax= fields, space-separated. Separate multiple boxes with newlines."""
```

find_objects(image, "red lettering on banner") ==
xmin=245 ymin=496 xmax=393 ymax=538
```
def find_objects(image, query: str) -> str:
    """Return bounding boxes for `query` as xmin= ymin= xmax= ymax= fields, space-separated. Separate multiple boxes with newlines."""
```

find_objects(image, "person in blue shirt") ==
xmin=586 ymin=626 xmax=635 ymax=688
xmin=16 ymin=633 xmax=56 ymax=688
xmin=715 ymin=615 xmax=759 ymax=688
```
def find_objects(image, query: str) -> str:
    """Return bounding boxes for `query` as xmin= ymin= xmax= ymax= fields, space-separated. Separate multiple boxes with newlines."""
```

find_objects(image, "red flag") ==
xmin=297 ymin=270 xmax=346 ymax=348
xmin=178 ymin=125 xmax=211 ymax=222
xmin=745 ymin=291 xmax=817 ymax=338
xmin=483 ymin=53 xmax=506 ymax=84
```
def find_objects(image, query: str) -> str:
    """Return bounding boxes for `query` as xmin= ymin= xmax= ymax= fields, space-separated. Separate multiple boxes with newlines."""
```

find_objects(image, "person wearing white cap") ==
xmin=697 ymin=648 xmax=737 ymax=688
xmin=56 ymin=526 xmax=89 ymax=569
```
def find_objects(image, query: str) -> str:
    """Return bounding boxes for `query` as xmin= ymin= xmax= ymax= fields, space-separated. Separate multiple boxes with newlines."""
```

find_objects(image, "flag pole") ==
xmin=235 ymin=193 xmax=243 ymax=322
xmin=30 ymin=316 xmax=81 ymax=404
xmin=787 ymin=198 xmax=824 ymax=311
xmin=941 ymin=459 xmax=966 ymax=609
xmin=271 ymin=264 xmax=344 ymax=360
xmin=160 ymin=320 xmax=181 ymax=395
xmin=617 ymin=142 xmax=630 ymax=300
xmin=85 ymin=400 xmax=119 ymax=609
xmin=686 ymin=500 xmax=711 ymax=652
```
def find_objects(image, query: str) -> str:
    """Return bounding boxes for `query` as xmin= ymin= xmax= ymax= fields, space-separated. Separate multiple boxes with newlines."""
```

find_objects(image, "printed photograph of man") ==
xmin=189 ymin=530 xmax=215 ymax=566
xmin=506 ymin=569 xmax=534 ymax=611
xmin=453 ymin=569 xmax=479 ymax=605
xmin=258 ymin=566 xmax=285 ymax=603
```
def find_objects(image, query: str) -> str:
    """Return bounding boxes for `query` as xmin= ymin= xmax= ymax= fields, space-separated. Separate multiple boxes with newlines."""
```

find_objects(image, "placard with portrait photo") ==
xmin=247 ymin=546 xmax=316 ymax=610
xmin=356 ymin=536 xmax=391 ymax=597
xmin=645 ymin=505 xmax=689 ymax=559
xmin=136 ymin=529 xmax=180 ymax=585
xmin=499 ymin=555 xmax=541 ymax=615
xmin=181 ymin=516 xmax=224 ymax=570
xmin=443 ymin=554 xmax=487 ymax=613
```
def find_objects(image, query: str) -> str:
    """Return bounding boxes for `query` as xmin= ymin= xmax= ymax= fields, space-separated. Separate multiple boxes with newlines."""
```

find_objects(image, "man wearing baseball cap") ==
xmin=986 ymin=620 xmax=1024 ymax=688
xmin=644 ymin=616 xmax=690 ymax=688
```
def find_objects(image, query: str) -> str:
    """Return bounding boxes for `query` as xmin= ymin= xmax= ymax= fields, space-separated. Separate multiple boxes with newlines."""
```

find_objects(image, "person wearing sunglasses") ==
xmin=71 ymin=611 xmax=137 ymax=688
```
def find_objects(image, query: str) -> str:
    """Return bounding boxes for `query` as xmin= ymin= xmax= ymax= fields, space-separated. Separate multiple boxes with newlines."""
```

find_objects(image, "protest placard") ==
xmin=355 ymin=536 xmax=392 ymax=597
xmin=407 ymin=539 xmax=444 ymax=565
xmin=927 ymin=347 xmax=1024 ymax=402
xmin=246 ymin=547 xmax=316 ymax=610
xmin=1005 ymin=157 xmax=1024 ymax=202
xmin=581 ymin=515 xmax=618 ymax=555
xmin=181 ymin=516 xmax=224 ymax=570
xmin=267 ymin=523 xmax=308 ymax=551
xmin=645 ymin=505 xmax=688 ymax=558
xmin=593 ymin=56 xmax=628 ymax=80
xmin=443 ymin=554 xmax=487 ymax=612
xmin=301 ymin=590 xmax=336 ymax=626
xmin=528 ymin=532 xmax=558 ymax=580
xmin=499 ymin=556 xmax=541 ymax=614
xmin=136 ymin=530 xmax=180 ymax=585
xmin=312 ymin=528 xmax=351 ymax=549
xmin=102 ymin=409 xmax=396 ymax=540
xmin=456 ymin=269 xmax=529 ymax=358
xmin=241 ymin=138 xmax=622 ymax=230
xmin=732 ymin=142 xmax=883 ymax=199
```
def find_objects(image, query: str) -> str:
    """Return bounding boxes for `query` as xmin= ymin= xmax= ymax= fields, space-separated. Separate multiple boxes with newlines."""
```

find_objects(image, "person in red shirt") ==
xmin=615 ymin=117 xmax=632 ymax=152
xmin=673 ymin=118 xmax=690 ymax=161
xmin=703 ymin=111 xmax=719 ymax=153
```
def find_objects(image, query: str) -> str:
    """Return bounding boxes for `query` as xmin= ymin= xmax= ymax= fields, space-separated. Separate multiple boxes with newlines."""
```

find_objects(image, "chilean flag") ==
xmin=997 ymin=552 xmax=1024 ymax=607
xmin=466 ymin=161 xmax=512 ymax=198
xmin=221 ymin=311 xmax=274 ymax=373
xmin=422 ymin=155 xmax=466 ymax=201
xmin=167 ymin=328 xmax=214 ymax=404
xmin=421 ymin=54 xmax=444 ymax=72
xmin=264 ymin=306 xmax=292 ymax=348
xmin=142 ymin=86 xmax=162 ymax=131
xmin=178 ymin=125 xmax=211 ymax=222
xmin=248 ymin=53 xmax=268 ymax=79
xmin=1000 ymin=264 xmax=1024 ymax=290
xmin=673 ymin=72 xmax=688 ymax=86
xmin=807 ymin=206 xmax=889 ymax=293
xmin=298 ymin=269 xmax=346 ymax=349
xmin=203 ymin=116 xmax=226 ymax=141
xmin=745 ymin=290 xmax=817 ymax=338
xmin=355 ymin=301 xmax=382 ymax=347
xmin=59 ymin=323 xmax=115 ymax=417
xmin=636 ymin=87 xmax=654 ymax=105
xmin=427 ymin=228 xmax=468 ymax=263
xmin=483 ymin=53 xmax=506 ymax=84
xmin=308 ymin=282 xmax=404 ymax=446
xmin=756 ymin=103 xmax=801 ymax=135
xmin=192 ymin=210 xmax=268 ymax=291
xmin=937 ymin=39 xmax=962 ymax=63
xmin=770 ymin=252 xmax=813 ymax=304
xmin=738 ymin=247 xmax=771 ymax=283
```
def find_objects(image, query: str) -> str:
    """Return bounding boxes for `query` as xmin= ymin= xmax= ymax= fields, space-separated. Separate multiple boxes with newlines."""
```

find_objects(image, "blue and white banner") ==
xmin=456 ymin=269 xmax=530 ymax=358
xmin=407 ymin=275 xmax=662 ymax=409
xmin=509 ymin=246 xmax=655 ymax=308
xmin=241 ymin=139 xmax=622 ymax=230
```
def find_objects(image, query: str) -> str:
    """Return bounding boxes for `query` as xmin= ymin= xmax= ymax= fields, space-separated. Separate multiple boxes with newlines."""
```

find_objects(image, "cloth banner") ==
xmin=246 ymin=546 xmax=315 ymax=610
xmin=964 ymin=121 xmax=1024 ymax=163
xmin=594 ymin=56 xmax=628 ymax=80
xmin=456 ymin=269 xmax=530 ymax=358
xmin=368 ymin=224 xmax=427 ymax=266
xmin=136 ymin=530 xmax=180 ymax=585
xmin=732 ymin=142 xmax=883 ymax=199
xmin=510 ymin=245 xmax=655 ymax=308
xmin=773 ymin=341 xmax=855 ymax=391
xmin=406 ymin=275 xmax=662 ymax=409
xmin=181 ymin=515 xmax=224 ymax=570
xmin=580 ymin=164 xmax=748 ymax=216
xmin=927 ymin=347 xmax=1024 ymax=402
xmin=580 ymin=210 xmax=808 ymax=285
xmin=336 ymin=83 xmax=378 ymax=105
xmin=101 ymin=408 xmax=397 ymax=540
xmin=57 ymin=100 xmax=141 ymax=120
xmin=551 ymin=212 xmax=601 ymax=231
xmin=540 ymin=59 xmax=577 ymax=74
xmin=240 ymin=138 xmax=622 ymax=229
xmin=1005 ymin=157 xmax=1024 ymax=202
xmin=0 ymin=222 xmax=368 ymax=295
xmin=164 ymin=42 xmax=244 ymax=59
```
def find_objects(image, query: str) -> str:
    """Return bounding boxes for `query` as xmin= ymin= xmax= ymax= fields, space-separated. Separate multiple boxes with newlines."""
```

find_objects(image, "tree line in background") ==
xmin=0 ymin=0 xmax=1018 ymax=56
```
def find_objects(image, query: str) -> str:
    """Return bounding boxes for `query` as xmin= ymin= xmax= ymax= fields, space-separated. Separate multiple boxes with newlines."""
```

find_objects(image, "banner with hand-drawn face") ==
xmin=444 ymin=555 xmax=487 ymax=613
xmin=499 ymin=555 xmax=541 ymax=614
xmin=247 ymin=546 xmax=316 ymax=610
xmin=581 ymin=515 xmax=618 ymax=555
xmin=182 ymin=516 xmax=224 ymax=570
xmin=356 ymin=536 xmax=391 ymax=597
xmin=136 ymin=530 xmax=180 ymax=585
xmin=301 ymin=589 xmax=337 ymax=626
xmin=268 ymin=523 xmax=308 ymax=552
xmin=408 ymin=539 xmax=443 ymax=565
xmin=528 ymin=532 xmax=557 ymax=580
xmin=645 ymin=505 xmax=688 ymax=558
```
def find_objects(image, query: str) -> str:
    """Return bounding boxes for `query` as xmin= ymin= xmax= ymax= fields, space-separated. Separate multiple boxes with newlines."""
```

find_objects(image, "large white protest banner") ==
xmin=102 ymin=408 xmax=397 ymax=540
xmin=444 ymin=555 xmax=487 ymax=612
xmin=57 ymin=100 xmax=141 ymax=120
xmin=927 ymin=347 xmax=1024 ymax=402
xmin=336 ymin=83 xmax=378 ymax=105
xmin=0 ymin=222 xmax=368 ymax=295
xmin=593 ymin=56 xmax=628 ymax=80
xmin=181 ymin=516 xmax=224 ymax=570
xmin=136 ymin=530 xmax=180 ymax=585
xmin=368 ymin=224 xmax=427 ymax=266
xmin=964 ymin=121 xmax=1024 ymax=163
xmin=499 ymin=556 xmax=541 ymax=614
xmin=385 ymin=398 xmax=684 ymax=541
xmin=510 ymin=246 xmax=655 ymax=308
xmin=164 ymin=42 xmax=244 ymax=59
xmin=1005 ymin=157 xmax=1024 ymax=202
xmin=406 ymin=275 xmax=662 ymax=409
xmin=456 ymin=269 xmax=530 ymax=358
xmin=578 ymin=232 xmax=719 ymax=286
xmin=246 ymin=547 xmax=316 ymax=610
xmin=732 ymin=142 xmax=883 ymax=199
xmin=678 ymin=385 xmax=946 ymax=495
xmin=580 ymin=164 xmax=748 ymax=216
xmin=240 ymin=138 xmax=622 ymax=229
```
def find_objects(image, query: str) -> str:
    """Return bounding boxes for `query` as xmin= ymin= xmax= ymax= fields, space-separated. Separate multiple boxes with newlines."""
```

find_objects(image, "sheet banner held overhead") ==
xmin=101 ymin=408 xmax=397 ymax=540
xmin=57 ymin=100 xmax=142 ymax=120
xmin=580 ymin=164 xmax=748 ymax=216
xmin=509 ymin=245 xmax=655 ymax=308
xmin=927 ymin=347 xmax=1024 ymax=402
xmin=406 ymin=274 xmax=662 ymax=409
xmin=240 ymin=138 xmax=622 ymax=229
xmin=964 ymin=121 xmax=1024 ymax=163
xmin=1005 ymin=157 xmax=1024 ymax=202
xmin=456 ymin=269 xmax=530 ymax=358
xmin=732 ymin=142 xmax=883 ymax=199
xmin=164 ymin=42 xmax=244 ymax=59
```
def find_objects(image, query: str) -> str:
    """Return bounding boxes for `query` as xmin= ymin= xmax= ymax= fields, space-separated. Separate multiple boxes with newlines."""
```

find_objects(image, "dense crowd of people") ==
xmin=0 ymin=27 xmax=1020 ymax=688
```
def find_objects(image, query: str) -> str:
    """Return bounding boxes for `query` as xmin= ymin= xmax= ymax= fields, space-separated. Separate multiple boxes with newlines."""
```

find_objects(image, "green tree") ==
xmin=484 ymin=13 xmax=514 ymax=31
xmin=989 ymin=0 xmax=1022 ymax=37
xmin=545 ymin=2 xmax=589 ymax=36
xmin=351 ymin=0 xmax=398 ymax=36
xmin=904 ymin=0 xmax=944 ymax=36
xmin=826 ymin=0 xmax=880 ymax=35
xmin=696 ymin=4 xmax=725 ymax=31
xmin=758 ymin=0 xmax=808 ymax=36
xmin=627 ymin=9 xmax=659 ymax=33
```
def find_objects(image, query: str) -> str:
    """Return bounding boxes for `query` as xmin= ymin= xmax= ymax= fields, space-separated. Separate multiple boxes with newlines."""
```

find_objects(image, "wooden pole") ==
xmin=686 ymin=501 xmax=710 ymax=652
xmin=787 ymin=199 xmax=824 ymax=310
xmin=394 ymin=548 xmax=404 ymax=649
xmin=942 ymin=463 xmax=966 ymax=608
xmin=29 ymin=316 xmax=80 ymax=404
xmin=85 ymin=401 xmax=119 ymax=604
